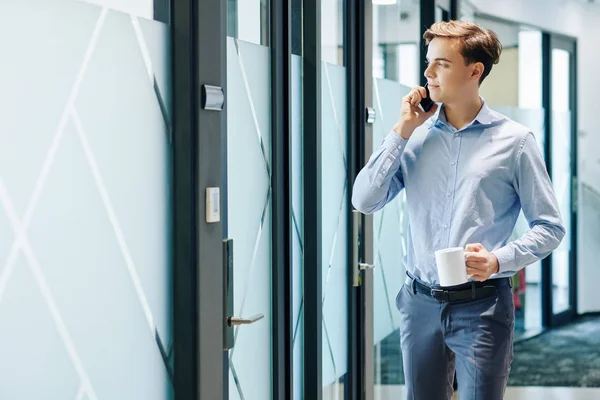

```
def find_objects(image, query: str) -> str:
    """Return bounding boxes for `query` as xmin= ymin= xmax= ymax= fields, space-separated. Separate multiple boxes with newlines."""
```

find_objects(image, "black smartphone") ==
xmin=420 ymin=83 xmax=435 ymax=112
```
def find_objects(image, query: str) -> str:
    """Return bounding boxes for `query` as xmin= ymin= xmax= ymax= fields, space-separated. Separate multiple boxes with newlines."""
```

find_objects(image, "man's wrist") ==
xmin=392 ymin=122 xmax=413 ymax=140
xmin=489 ymin=253 xmax=500 ymax=274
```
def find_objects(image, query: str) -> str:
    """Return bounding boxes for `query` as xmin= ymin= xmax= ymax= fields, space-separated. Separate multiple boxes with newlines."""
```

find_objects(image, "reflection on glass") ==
xmin=321 ymin=61 xmax=349 ymax=398
xmin=435 ymin=6 xmax=447 ymax=23
xmin=551 ymin=48 xmax=571 ymax=315
xmin=372 ymin=1 xmax=420 ymax=83
xmin=551 ymin=111 xmax=571 ymax=314
xmin=518 ymin=30 xmax=543 ymax=109
xmin=321 ymin=0 xmax=344 ymax=65
xmin=372 ymin=77 xmax=411 ymax=399
xmin=227 ymin=0 xmax=270 ymax=46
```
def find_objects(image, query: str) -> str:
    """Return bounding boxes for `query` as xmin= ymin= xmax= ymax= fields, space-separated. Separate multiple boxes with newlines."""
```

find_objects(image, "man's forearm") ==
xmin=351 ymin=131 xmax=408 ymax=214
xmin=492 ymin=221 xmax=566 ymax=275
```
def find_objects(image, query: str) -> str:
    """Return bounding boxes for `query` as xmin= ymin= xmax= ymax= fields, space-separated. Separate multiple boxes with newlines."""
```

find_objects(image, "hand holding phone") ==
xmin=393 ymin=85 xmax=438 ymax=139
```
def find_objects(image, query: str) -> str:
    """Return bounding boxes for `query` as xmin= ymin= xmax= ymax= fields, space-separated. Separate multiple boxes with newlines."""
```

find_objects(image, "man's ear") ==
xmin=471 ymin=62 xmax=485 ymax=82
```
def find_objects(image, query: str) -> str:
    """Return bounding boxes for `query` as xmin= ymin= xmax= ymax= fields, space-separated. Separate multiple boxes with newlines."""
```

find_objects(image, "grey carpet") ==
xmin=377 ymin=315 xmax=600 ymax=387
xmin=509 ymin=315 xmax=600 ymax=387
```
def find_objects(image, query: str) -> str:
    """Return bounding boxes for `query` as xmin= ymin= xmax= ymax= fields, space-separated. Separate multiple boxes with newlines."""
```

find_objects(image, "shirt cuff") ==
xmin=384 ymin=130 xmax=409 ymax=153
xmin=492 ymin=245 xmax=517 ymax=274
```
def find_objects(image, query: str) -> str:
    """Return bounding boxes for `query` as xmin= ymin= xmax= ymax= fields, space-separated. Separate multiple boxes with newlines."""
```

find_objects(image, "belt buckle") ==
xmin=430 ymin=288 xmax=448 ymax=302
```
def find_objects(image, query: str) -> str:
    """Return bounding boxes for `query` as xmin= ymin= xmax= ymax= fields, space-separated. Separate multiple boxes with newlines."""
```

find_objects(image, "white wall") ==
xmin=465 ymin=0 xmax=600 ymax=313
xmin=479 ymin=47 xmax=519 ymax=106
xmin=465 ymin=0 xmax=584 ymax=38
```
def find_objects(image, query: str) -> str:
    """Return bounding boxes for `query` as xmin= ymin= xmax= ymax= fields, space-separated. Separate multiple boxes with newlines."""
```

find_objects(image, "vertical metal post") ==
xmin=303 ymin=0 xmax=323 ymax=396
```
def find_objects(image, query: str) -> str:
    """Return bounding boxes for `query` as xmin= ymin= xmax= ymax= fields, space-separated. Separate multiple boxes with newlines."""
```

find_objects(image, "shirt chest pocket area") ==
xmin=458 ymin=158 xmax=515 ymax=206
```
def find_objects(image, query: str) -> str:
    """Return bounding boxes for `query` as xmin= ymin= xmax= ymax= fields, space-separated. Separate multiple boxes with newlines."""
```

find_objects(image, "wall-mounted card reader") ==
xmin=206 ymin=187 xmax=220 ymax=223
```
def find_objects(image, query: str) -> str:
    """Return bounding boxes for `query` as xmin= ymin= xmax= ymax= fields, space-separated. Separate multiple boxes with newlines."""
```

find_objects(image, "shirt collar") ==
xmin=429 ymin=98 xmax=499 ymax=130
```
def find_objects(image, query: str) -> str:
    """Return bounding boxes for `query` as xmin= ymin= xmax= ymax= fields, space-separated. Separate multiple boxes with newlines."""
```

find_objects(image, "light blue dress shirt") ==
xmin=352 ymin=101 xmax=565 ymax=284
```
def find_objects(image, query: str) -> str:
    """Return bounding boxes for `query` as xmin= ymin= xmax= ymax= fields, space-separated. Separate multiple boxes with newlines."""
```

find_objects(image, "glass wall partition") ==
xmin=0 ymin=1 xmax=173 ymax=398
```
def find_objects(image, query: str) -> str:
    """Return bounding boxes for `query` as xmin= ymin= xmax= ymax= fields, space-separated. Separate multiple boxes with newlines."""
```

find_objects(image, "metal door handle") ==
xmin=360 ymin=263 xmax=375 ymax=270
xmin=227 ymin=314 xmax=264 ymax=326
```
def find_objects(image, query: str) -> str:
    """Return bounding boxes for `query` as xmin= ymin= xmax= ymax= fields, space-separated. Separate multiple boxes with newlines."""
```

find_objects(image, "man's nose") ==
xmin=424 ymin=65 xmax=435 ymax=79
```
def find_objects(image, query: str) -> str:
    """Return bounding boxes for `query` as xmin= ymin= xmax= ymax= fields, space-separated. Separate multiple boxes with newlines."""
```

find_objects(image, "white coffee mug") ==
xmin=434 ymin=247 xmax=469 ymax=287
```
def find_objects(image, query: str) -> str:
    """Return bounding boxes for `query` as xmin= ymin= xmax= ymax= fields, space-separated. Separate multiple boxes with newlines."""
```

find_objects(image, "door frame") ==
xmin=172 ymin=0 xmax=227 ymax=399
xmin=546 ymin=34 xmax=578 ymax=328
xmin=176 ymin=0 xmax=295 ymax=398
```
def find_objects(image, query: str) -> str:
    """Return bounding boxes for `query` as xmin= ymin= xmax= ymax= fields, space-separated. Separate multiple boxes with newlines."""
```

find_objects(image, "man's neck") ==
xmin=443 ymin=94 xmax=483 ymax=131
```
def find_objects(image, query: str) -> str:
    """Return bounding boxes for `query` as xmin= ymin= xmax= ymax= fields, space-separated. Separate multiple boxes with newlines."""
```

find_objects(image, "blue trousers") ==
xmin=396 ymin=274 xmax=515 ymax=400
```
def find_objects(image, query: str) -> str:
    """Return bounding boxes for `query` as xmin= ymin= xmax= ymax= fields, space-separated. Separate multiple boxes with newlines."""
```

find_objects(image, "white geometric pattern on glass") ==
xmin=0 ymin=1 xmax=173 ymax=399
xmin=226 ymin=37 xmax=273 ymax=400
xmin=291 ymin=54 xmax=304 ymax=400
xmin=372 ymin=78 xmax=411 ymax=344
xmin=321 ymin=62 xmax=348 ymax=388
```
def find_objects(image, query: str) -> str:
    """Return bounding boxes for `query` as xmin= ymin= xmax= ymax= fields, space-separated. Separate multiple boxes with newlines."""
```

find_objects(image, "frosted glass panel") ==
xmin=226 ymin=37 xmax=273 ymax=400
xmin=550 ymin=47 xmax=572 ymax=315
xmin=291 ymin=54 xmax=304 ymax=400
xmin=518 ymin=30 xmax=542 ymax=109
xmin=372 ymin=78 xmax=410 ymax=345
xmin=551 ymin=111 xmax=572 ymax=314
xmin=321 ymin=62 xmax=348 ymax=390
xmin=372 ymin=78 xmax=410 ymax=394
xmin=78 ymin=0 xmax=153 ymax=19
xmin=0 ymin=1 xmax=173 ymax=399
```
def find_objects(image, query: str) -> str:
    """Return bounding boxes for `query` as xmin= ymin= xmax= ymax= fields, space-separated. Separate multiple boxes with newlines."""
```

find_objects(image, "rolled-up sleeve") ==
xmin=351 ymin=131 xmax=409 ymax=214
xmin=492 ymin=132 xmax=566 ymax=275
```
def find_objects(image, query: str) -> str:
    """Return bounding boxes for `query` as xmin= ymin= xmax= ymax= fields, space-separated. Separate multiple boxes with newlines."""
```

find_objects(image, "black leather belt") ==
xmin=405 ymin=273 xmax=510 ymax=303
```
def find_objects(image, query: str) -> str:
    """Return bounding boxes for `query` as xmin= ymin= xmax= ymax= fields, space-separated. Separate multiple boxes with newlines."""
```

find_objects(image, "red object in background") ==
xmin=513 ymin=269 xmax=526 ymax=309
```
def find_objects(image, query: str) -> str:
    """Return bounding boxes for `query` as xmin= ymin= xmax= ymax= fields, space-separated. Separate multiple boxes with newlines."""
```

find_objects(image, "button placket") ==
xmin=442 ymin=133 xmax=461 ymax=245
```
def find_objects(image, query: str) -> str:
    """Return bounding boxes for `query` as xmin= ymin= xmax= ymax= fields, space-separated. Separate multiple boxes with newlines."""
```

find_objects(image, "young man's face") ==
xmin=424 ymin=37 xmax=482 ymax=104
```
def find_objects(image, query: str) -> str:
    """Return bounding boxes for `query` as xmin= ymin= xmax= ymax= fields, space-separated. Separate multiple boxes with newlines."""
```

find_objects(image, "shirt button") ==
xmin=443 ymin=224 xmax=448 ymax=229
xmin=451 ymin=161 xmax=456 ymax=166
xmin=447 ymin=192 xmax=452 ymax=197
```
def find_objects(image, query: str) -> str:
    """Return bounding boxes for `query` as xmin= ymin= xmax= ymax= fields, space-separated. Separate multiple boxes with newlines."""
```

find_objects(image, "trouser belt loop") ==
xmin=412 ymin=277 xmax=417 ymax=294
xmin=471 ymin=281 xmax=476 ymax=299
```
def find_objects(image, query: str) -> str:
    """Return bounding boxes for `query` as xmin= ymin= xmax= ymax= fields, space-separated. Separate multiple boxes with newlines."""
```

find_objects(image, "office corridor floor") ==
xmin=375 ymin=386 xmax=600 ymax=399
xmin=376 ymin=315 xmax=600 ymax=388
xmin=509 ymin=315 xmax=600 ymax=386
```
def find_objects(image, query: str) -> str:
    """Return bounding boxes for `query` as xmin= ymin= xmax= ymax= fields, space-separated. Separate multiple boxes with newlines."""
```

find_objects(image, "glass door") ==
xmin=321 ymin=0 xmax=350 ymax=397
xmin=369 ymin=2 xmax=452 ymax=398
xmin=549 ymin=36 xmax=577 ymax=326
xmin=224 ymin=0 xmax=273 ymax=399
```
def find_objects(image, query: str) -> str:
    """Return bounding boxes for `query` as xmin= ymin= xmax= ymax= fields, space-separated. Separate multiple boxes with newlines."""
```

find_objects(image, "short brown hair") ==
xmin=423 ymin=20 xmax=502 ymax=84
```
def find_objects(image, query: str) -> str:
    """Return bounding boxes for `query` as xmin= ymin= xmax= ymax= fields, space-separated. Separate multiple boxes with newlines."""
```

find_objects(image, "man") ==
xmin=352 ymin=21 xmax=565 ymax=400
